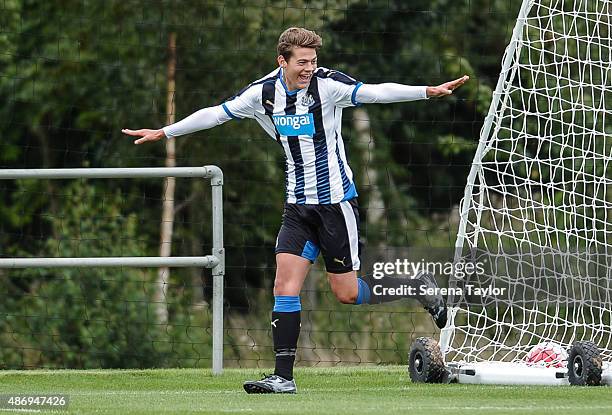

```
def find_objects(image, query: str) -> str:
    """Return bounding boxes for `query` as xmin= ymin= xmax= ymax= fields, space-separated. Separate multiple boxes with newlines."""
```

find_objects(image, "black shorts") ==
xmin=275 ymin=198 xmax=361 ymax=274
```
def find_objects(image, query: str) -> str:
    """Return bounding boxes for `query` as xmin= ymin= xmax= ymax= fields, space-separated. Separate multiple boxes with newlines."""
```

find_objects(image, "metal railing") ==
xmin=0 ymin=166 xmax=225 ymax=374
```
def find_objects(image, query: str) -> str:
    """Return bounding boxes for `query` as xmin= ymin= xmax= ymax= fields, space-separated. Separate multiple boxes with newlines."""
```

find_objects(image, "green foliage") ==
xmin=325 ymin=0 xmax=515 ymax=246
xmin=0 ymin=0 xmax=523 ymax=368
xmin=0 ymin=182 xmax=202 ymax=368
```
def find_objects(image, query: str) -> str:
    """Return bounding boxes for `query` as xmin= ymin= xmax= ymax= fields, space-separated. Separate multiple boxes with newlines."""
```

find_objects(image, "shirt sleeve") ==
xmin=162 ymin=105 xmax=231 ymax=138
xmin=321 ymin=70 xmax=363 ymax=108
xmin=222 ymin=84 xmax=261 ymax=120
xmin=355 ymin=83 xmax=428 ymax=104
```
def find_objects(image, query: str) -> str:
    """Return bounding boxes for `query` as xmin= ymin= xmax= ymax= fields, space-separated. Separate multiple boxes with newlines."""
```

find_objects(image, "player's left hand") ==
xmin=426 ymin=75 xmax=469 ymax=98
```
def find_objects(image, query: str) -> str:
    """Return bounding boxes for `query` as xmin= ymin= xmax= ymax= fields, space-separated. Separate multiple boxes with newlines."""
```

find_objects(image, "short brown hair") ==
xmin=277 ymin=27 xmax=322 ymax=61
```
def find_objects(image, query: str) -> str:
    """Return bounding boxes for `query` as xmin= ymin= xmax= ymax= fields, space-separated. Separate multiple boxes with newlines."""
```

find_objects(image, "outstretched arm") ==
xmin=122 ymin=105 xmax=231 ymax=145
xmin=355 ymin=75 xmax=469 ymax=104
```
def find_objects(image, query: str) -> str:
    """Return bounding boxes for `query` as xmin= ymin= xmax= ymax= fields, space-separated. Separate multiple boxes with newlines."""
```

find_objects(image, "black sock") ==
xmin=272 ymin=310 xmax=300 ymax=381
xmin=360 ymin=274 xmax=426 ymax=304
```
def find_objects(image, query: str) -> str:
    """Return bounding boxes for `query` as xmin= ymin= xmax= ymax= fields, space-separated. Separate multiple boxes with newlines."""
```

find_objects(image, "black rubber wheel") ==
xmin=567 ymin=341 xmax=603 ymax=386
xmin=408 ymin=337 xmax=445 ymax=383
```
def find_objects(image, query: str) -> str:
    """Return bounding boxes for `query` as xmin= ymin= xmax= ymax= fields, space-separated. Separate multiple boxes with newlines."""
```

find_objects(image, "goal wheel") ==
xmin=408 ymin=337 xmax=445 ymax=383
xmin=567 ymin=341 xmax=603 ymax=386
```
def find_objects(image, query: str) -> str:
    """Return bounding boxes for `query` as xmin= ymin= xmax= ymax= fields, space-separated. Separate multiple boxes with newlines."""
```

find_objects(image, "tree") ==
xmin=326 ymin=0 xmax=516 ymax=245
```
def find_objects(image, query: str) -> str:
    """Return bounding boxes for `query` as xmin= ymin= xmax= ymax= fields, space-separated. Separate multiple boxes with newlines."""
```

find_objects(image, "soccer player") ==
xmin=123 ymin=27 xmax=468 ymax=394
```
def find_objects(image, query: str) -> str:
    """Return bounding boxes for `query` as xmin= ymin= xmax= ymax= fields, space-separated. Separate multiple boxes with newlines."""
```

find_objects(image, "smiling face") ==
xmin=278 ymin=47 xmax=318 ymax=91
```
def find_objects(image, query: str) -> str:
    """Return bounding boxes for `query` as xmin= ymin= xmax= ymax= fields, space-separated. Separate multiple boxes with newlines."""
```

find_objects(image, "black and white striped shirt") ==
xmin=223 ymin=67 xmax=362 ymax=204
xmin=163 ymin=67 xmax=428 ymax=204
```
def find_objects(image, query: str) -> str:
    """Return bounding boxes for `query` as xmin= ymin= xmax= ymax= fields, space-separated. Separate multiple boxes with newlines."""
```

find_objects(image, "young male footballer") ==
xmin=123 ymin=27 xmax=468 ymax=394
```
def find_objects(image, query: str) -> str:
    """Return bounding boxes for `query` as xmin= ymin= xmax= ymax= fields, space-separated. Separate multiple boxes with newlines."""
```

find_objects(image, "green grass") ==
xmin=0 ymin=366 xmax=610 ymax=414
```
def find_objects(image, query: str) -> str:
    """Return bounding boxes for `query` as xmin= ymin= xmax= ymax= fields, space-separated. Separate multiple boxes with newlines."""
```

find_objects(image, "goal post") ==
xmin=440 ymin=0 xmax=612 ymax=385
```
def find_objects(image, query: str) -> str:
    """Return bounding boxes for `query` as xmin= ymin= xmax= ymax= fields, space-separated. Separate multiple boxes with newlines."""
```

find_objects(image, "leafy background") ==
xmin=0 ymin=0 xmax=521 ymax=368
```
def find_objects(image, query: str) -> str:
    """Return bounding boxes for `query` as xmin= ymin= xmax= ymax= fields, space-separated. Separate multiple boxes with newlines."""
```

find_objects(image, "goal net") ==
xmin=442 ymin=0 xmax=612 ymax=370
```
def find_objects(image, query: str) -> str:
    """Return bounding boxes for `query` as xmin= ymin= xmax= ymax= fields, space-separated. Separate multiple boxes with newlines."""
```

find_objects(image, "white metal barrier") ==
xmin=0 ymin=166 xmax=225 ymax=374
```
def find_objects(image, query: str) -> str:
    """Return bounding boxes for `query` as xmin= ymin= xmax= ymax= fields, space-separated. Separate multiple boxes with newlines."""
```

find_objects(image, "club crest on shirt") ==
xmin=272 ymin=113 xmax=315 ymax=137
xmin=301 ymin=93 xmax=315 ymax=107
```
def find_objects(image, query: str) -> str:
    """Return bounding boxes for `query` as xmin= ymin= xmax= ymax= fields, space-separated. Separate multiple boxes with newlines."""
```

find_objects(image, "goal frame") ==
xmin=439 ymin=0 xmax=612 ymax=385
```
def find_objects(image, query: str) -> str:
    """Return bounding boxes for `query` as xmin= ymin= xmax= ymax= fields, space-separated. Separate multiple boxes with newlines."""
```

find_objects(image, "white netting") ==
xmin=445 ymin=0 xmax=612 ymax=365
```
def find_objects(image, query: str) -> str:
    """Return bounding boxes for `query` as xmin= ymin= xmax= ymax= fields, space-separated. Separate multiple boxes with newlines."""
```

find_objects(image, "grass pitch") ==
xmin=0 ymin=366 xmax=610 ymax=414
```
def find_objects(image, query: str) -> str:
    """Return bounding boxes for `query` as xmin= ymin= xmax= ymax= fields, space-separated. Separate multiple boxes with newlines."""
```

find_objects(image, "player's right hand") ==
xmin=121 ymin=128 xmax=166 ymax=145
